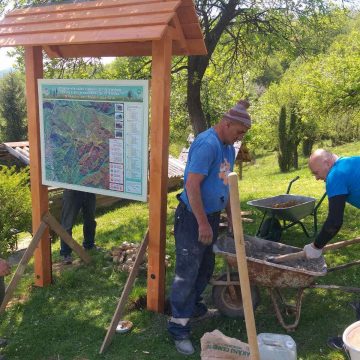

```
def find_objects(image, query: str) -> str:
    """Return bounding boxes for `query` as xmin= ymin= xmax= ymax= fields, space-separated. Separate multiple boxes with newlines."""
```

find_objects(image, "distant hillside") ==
xmin=0 ymin=67 xmax=12 ymax=77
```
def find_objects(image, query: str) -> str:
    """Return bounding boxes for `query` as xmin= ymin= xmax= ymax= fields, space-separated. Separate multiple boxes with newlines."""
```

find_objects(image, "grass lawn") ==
xmin=1 ymin=142 xmax=360 ymax=359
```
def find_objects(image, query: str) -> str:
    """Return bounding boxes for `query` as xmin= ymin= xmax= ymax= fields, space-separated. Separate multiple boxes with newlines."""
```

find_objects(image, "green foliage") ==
xmin=0 ymin=72 xmax=27 ymax=142
xmin=253 ymin=17 xmax=360 ymax=152
xmin=0 ymin=166 xmax=31 ymax=255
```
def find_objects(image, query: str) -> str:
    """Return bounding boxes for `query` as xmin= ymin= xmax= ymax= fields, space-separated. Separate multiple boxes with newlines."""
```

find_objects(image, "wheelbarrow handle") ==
xmin=286 ymin=176 xmax=300 ymax=194
xmin=323 ymin=236 xmax=360 ymax=251
xmin=269 ymin=236 xmax=360 ymax=263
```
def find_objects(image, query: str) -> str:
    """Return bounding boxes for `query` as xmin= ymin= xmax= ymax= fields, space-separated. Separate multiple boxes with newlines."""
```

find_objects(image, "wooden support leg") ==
xmin=0 ymin=221 xmax=48 ymax=313
xmin=42 ymin=212 xmax=91 ymax=264
xmin=99 ymin=230 xmax=149 ymax=354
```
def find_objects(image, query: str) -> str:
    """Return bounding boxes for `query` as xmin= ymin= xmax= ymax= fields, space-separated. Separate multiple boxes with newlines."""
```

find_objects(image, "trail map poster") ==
xmin=38 ymin=79 xmax=149 ymax=202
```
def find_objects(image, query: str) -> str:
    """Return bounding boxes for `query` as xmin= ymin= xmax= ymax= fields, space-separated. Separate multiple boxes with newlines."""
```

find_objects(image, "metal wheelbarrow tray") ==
xmin=212 ymin=235 xmax=360 ymax=331
xmin=247 ymin=194 xmax=316 ymax=223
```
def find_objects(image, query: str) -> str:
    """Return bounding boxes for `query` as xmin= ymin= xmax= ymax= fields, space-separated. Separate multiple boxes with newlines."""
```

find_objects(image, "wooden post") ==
xmin=0 ymin=221 xmax=47 ymax=313
xmin=25 ymin=46 xmax=52 ymax=287
xmin=228 ymin=172 xmax=260 ymax=360
xmin=147 ymin=29 xmax=172 ymax=312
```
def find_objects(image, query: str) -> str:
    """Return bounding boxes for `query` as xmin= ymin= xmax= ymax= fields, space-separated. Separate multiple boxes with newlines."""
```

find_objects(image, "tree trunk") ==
xmin=187 ymin=53 xmax=214 ymax=135
xmin=187 ymin=57 xmax=207 ymax=135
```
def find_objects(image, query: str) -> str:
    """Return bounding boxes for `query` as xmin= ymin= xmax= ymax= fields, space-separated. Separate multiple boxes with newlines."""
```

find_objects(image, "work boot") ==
xmin=62 ymin=254 xmax=72 ymax=265
xmin=174 ymin=339 xmax=195 ymax=355
xmin=192 ymin=302 xmax=208 ymax=318
xmin=327 ymin=336 xmax=344 ymax=350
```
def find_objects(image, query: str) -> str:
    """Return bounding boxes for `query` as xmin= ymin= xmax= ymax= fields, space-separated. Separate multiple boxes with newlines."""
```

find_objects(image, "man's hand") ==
xmin=303 ymin=243 xmax=323 ymax=259
xmin=198 ymin=221 xmax=213 ymax=245
xmin=0 ymin=259 xmax=11 ymax=276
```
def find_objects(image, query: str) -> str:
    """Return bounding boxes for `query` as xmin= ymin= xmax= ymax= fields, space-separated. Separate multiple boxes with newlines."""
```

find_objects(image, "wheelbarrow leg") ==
xmin=268 ymin=287 xmax=306 ymax=332
xmin=256 ymin=212 xmax=267 ymax=236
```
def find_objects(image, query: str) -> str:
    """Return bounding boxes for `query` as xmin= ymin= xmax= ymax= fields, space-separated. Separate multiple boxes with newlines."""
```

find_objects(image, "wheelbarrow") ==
xmin=211 ymin=234 xmax=360 ymax=331
xmin=247 ymin=176 xmax=326 ymax=241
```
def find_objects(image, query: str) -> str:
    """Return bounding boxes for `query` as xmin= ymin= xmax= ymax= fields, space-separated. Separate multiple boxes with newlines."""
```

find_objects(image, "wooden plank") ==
xmin=25 ymin=46 xmax=52 ymax=287
xmin=181 ymin=38 xmax=207 ymax=55
xmin=43 ymin=213 xmax=91 ymax=264
xmin=0 ymin=26 xmax=166 ymax=47
xmin=2 ymin=2 xmax=179 ymax=25
xmin=99 ymin=230 xmax=149 ymax=354
xmin=9 ymin=0 xmax=171 ymax=16
xmin=3 ymin=141 xmax=29 ymax=147
xmin=178 ymin=0 xmax=196 ymax=6
xmin=0 ymin=221 xmax=47 ymax=313
xmin=170 ymin=14 xmax=189 ymax=54
xmin=182 ymin=22 xmax=202 ymax=39
xmin=45 ymin=42 xmax=153 ymax=58
xmin=177 ymin=5 xmax=198 ymax=24
xmin=43 ymin=45 xmax=63 ymax=58
xmin=228 ymin=172 xmax=260 ymax=360
xmin=0 ymin=13 xmax=173 ymax=35
xmin=147 ymin=28 xmax=172 ymax=313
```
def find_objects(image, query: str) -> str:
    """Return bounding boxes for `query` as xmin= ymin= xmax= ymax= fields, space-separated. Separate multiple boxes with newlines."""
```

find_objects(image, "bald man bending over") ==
xmin=304 ymin=149 xmax=360 ymax=258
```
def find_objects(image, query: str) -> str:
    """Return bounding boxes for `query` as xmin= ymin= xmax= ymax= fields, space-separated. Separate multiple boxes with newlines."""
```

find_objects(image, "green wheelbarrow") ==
xmin=247 ymin=176 xmax=326 ymax=241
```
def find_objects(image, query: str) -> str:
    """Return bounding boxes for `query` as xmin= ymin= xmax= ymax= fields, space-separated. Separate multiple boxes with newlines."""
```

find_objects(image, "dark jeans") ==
xmin=60 ymin=190 xmax=97 ymax=256
xmin=168 ymin=202 xmax=220 ymax=340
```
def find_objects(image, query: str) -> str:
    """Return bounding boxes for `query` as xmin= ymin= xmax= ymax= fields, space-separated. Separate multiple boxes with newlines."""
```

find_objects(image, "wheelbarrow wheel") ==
xmin=212 ymin=273 xmax=260 ymax=318
xmin=259 ymin=217 xmax=282 ymax=242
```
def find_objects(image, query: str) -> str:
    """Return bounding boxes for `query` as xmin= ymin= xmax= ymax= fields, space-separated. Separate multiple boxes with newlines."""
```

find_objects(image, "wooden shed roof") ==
xmin=0 ymin=0 xmax=206 ymax=58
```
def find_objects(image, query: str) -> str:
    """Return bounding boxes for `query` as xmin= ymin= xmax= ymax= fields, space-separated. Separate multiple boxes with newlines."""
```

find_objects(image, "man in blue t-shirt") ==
xmin=304 ymin=149 xmax=360 ymax=259
xmin=168 ymin=100 xmax=252 ymax=355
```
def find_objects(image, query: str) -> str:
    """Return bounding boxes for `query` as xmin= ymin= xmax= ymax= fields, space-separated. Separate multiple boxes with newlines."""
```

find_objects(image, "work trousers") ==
xmin=168 ymin=202 xmax=220 ymax=340
xmin=60 ymin=190 xmax=97 ymax=256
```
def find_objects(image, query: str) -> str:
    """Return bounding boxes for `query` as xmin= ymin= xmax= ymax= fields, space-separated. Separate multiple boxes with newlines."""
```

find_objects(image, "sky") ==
xmin=0 ymin=47 xmax=15 ymax=71
xmin=0 ymin=48 xmax=115 ymax=71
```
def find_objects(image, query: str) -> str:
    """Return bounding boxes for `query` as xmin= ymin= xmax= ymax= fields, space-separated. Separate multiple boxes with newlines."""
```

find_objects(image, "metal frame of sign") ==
xmin=38 ymin=79 xmax=149 ymax=202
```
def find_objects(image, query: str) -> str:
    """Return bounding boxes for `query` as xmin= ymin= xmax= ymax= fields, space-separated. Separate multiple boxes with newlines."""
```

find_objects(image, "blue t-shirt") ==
xmin=326 ymin=156 xmax=360 ymax=209
xmin=180 ymin=128 xmax=235 ymax=214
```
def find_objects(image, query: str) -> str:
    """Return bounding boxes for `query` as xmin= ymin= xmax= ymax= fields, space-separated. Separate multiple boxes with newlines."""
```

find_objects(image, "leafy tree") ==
xmin=0 ymin=71 xmax=27 ymax=141
xmin=185 ymin=0 xmax=349 ymax=135
xmin=0 ymin=166 xmax=31 ymax=255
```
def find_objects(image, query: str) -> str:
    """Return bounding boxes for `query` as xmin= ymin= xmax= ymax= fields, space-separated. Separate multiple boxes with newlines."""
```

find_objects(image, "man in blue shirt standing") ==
xmin=168 ymin=100 xmax=252 ymax=355
xmin=304 ymin=149 xmax=360 ymax=259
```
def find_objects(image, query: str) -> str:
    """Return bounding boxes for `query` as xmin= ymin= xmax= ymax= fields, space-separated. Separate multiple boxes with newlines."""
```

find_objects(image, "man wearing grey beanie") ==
xmin=168 ymin=100 xmax=252 ymax=355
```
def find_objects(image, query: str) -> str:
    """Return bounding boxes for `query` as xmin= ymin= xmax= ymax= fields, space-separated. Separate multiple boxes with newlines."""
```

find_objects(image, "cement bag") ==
xmin=200 ymin=329 xmax=250 ymax=360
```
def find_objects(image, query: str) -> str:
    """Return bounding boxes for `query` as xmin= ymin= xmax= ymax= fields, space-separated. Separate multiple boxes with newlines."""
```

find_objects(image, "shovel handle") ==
xmin=269 ymin=250 xmax=305 ymax=263
xmin=270 ymin=236 xmax=360 ymax=263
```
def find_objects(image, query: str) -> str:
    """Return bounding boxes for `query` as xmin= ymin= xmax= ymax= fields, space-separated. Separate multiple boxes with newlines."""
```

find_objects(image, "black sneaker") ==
xmin=62 ymin=254 xmax=73 ymax=265
xmin=327 ymin=336 xmax=344 ymax=350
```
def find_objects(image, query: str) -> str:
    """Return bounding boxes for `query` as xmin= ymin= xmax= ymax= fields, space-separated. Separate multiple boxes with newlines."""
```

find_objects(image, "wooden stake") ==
xmin=42 ymin=212 xmax=91 ymax=264
xmin=228 ymin=172 xmax=260 ymax=360
xmin=0 ymin=221 xmax=47 ymax=313
xmin=99 ymin=229 xmax=149 ymax=354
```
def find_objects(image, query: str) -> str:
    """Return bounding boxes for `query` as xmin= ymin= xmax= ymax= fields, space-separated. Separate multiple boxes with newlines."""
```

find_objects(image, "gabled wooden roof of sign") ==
xmin=0 ymin=0 xmax=207 ymax=57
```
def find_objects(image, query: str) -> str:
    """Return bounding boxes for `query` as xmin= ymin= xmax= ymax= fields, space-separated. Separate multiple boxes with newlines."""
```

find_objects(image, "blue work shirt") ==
xmin=180 ymin=128 xmax=235 ymax=214
xmin=326 ymin=156 xmax=360 ymax=209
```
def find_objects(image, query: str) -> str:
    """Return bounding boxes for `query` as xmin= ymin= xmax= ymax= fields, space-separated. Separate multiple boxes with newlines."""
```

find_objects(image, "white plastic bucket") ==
xmin=343 ymin=321 xmax=360 ymax=359
xmin=257 ymin=333 xmax=297 ymax=360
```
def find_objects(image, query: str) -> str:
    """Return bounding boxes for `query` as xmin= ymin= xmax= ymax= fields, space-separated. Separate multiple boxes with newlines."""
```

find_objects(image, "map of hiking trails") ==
xmin=39 ymin=80 xmax=149 ymax=202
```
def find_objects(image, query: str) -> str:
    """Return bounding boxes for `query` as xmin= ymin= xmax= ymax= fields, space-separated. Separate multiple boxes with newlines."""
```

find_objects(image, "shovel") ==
xmin=268 ymin=236 xmax=360 ymax=263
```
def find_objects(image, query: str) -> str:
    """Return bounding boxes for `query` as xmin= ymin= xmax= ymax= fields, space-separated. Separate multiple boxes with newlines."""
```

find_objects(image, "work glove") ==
xmin=303 ymin=243 xmax=323 ymax=259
